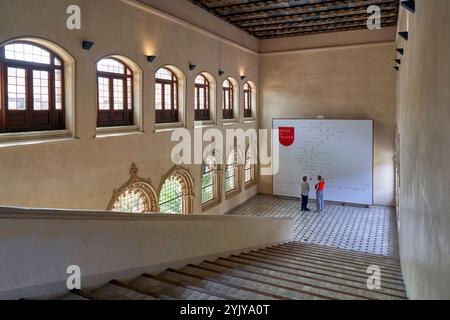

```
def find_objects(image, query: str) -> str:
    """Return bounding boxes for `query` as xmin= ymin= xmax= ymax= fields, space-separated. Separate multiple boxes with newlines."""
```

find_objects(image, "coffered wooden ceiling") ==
xmin=189 ymin=0 xmax=399 ymax=39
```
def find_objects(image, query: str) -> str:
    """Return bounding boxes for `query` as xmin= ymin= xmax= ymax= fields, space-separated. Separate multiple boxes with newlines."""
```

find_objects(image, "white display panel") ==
xmin=273 ymin=119 xmax=373 ymax=205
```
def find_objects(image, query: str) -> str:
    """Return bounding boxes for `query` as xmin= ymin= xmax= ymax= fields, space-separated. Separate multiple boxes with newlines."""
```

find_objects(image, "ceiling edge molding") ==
xmin=260 ymin=41 xmax=395 ymax=57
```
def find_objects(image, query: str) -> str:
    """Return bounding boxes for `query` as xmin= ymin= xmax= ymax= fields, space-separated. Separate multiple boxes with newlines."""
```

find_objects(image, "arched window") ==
xmin=0 ymin=41 xmax=65 ymax=133
xmin=244 ymin=82 xmax=252 ymax=118
xmin=195 ymin=74 xmax=210 ymax=121
xmin=159 ymin=176 xmax=183 ymax=214
xmin=245 ymin=145 xmax=257 ymax=185
xmin=112 ymin=188 xmax=149 ymax=213
xmin=155 ymin=67 xmax=178 ymax=123
xmin=222 ymin=78 xmax=234 ymax=119
xmin=202 ymin=154 xmax=219 ymax=205
xmin=225 ymin=145 xmax=241 ymax=193
xmin=107 ymin=163 xmax=158 ymax=213
xmin=159 ymin=166 xmax=194 ymax=214
xmin=96 ymin=57 xmax=133 ymax=127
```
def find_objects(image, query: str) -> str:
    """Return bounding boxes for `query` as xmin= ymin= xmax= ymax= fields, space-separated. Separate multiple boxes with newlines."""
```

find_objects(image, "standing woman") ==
xmin=315 ymin=176 xmax=326 ymax=213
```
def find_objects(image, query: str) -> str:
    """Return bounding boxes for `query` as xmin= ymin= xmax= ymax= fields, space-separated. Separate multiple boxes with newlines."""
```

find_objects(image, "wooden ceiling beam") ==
xmin=255 ymin=19 xmax=398 ymax=37
xmin=226 ymin=0 xmax=398 ymax=22
xmin=259 ymin=22 xmax=398 ymax=38
xmin=212 ymin=0 xmax=343 ymax=15
xmin=193 ymin=0 xmax=257 ymax=9
xmin=236 ymin=4 xmax=398 ymax=28
xmin=244 ymin=11 xmax=398 ymax=32
xmin=194 ymin=0 xmax=276 ymax=10
xmin=189 ymin=0 xmax=400 ymax=39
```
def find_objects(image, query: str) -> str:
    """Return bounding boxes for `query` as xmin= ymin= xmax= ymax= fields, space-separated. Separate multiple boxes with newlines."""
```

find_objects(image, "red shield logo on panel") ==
xmin=279 ymin=127 xmax=295 ymax=147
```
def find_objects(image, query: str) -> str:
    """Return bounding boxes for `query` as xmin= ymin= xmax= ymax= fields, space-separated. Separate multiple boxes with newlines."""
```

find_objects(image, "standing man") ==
xmin=300 ymin=176 xmax=311 ymax=212
xmin=315 ymin=176 xmax=326 ymax=213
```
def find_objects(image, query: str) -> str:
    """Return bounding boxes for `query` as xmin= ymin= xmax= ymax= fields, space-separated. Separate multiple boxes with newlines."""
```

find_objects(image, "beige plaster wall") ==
xmin=258 ymin=41 xmax=397 ymax=206
xmin=396 ymin=0 xmax=450 ymax=299
xmin=136 ymin=0 xmax=259 ymax=52
xmin=0 ymin=0 xmax=259 ymax=214
xmin=0 ymin=207 xmax=293 ymax=299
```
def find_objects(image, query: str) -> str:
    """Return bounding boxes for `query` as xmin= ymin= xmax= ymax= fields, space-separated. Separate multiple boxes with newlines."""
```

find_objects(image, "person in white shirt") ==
xmin=300 ymin=176 xmax=311 ymax=212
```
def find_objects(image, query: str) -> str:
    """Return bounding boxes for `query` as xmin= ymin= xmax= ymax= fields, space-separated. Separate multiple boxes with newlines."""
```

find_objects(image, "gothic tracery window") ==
xmin=245 ymin=145 xmax=256 ymax=184
xmin=107 ymin=164 xmax=158 ymax=214
xmin=112 ymin=187 xmax=149 ymax=213
xmin=202 ymin=155 xmax=218 ymax=205
xmin=159 ymin=166 xmax=194 ymax=214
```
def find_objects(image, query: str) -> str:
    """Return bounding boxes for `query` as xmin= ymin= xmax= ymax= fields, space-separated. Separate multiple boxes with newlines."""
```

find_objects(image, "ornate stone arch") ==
xmin=158 ymin=165 xmax=194 ymax=214
xmin=107 ymin=163 xmax=158 ymax=213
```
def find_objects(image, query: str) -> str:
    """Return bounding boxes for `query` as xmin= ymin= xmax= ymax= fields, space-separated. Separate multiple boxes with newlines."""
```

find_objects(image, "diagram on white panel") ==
xmin=273 ymin=119 xmax=373 ymax=205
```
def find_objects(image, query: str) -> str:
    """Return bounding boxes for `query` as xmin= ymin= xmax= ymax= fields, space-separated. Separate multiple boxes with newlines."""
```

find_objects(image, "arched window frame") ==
xmin=107 ymin=163 xmax=158 ymax=213
xmin=225 ymin=140 xmax=242 ymax=198
xmin=195 ymin=74 xmax=210 ymax=121
xmin=155 ymin=67 xmax=178 ymax=124
xmin=244 ymin=82 xmax=252 ymax=118
xmin=96 ymin=57 xmax=134 ymax=127
xmin=244 ymin=144 xmax=257 ymax=188
xmin=222 ymin=78 xmax=234 ymax=120
xmin=158 ymin=165 xmax=194 ymax=214
xmin=201 ymin=153 xmax=222 ymax=211
xmin=0 ymin=41 xmax=66 ymax=133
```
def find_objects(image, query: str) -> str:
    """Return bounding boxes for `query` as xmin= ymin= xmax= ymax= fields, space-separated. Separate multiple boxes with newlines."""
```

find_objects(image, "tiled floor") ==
xmin=227 ymin=195 xmax=399 ymax=257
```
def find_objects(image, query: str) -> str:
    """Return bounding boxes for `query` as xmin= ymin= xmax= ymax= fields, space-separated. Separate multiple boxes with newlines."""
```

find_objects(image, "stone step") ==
xmin=182 ymin=264 xmax=331 ymax=300
xmin=268 ymin=245 xmax=403 ymax=275
xmin=258 ymin=247 xmax=404 ymax=280
xmin=279 ymin=243 xmax=402 ymax=270
xmin=159 ymin=268 xmax=285 ymax=300
xmin=283 ymin=242 xmax=401 ymax=264
xmin=244 ymin=251 xmax=406 ymax=289
xmin=89 ymin=281 xmax=156 ymax=300
xmin=58 ymin=290 xmax=92 ymax=300
xmin=130 ymin=274 xmax=226 ymax=300
xmin=199 ymin=260 xmax=365 ymax=300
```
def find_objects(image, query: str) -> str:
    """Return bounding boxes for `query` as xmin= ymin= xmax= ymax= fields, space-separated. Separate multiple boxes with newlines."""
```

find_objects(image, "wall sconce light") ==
xmin=241 ymin=75 xmax=247 ymax=80
xmin=401 ymin=0 xmax=415 ymax=13
xmin=82 ymin=41 xmax=94 ymax=50
xmin=146 ymin=55 xmax=157 ymax=63
xmin=395 ymin=59 xmax=401 ymax=65
xmin=398 ymin=32 xmax=409 ymax=41
xmin=189 ymin=63 xmax=197 ymax=71
xmin=218 ymin=69 xmax=225 ymax=76
xmin=396 ymin=48 xmax=404 ymax=55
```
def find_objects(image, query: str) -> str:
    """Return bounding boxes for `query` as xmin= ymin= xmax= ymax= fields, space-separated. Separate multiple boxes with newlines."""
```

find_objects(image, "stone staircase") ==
xmin=58 ymin=242 xmax=408 ymax=300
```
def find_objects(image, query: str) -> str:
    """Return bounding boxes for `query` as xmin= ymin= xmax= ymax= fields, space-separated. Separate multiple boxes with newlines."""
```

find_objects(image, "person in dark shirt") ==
xmin=300 ymin=176 xmax=310 ymax=212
